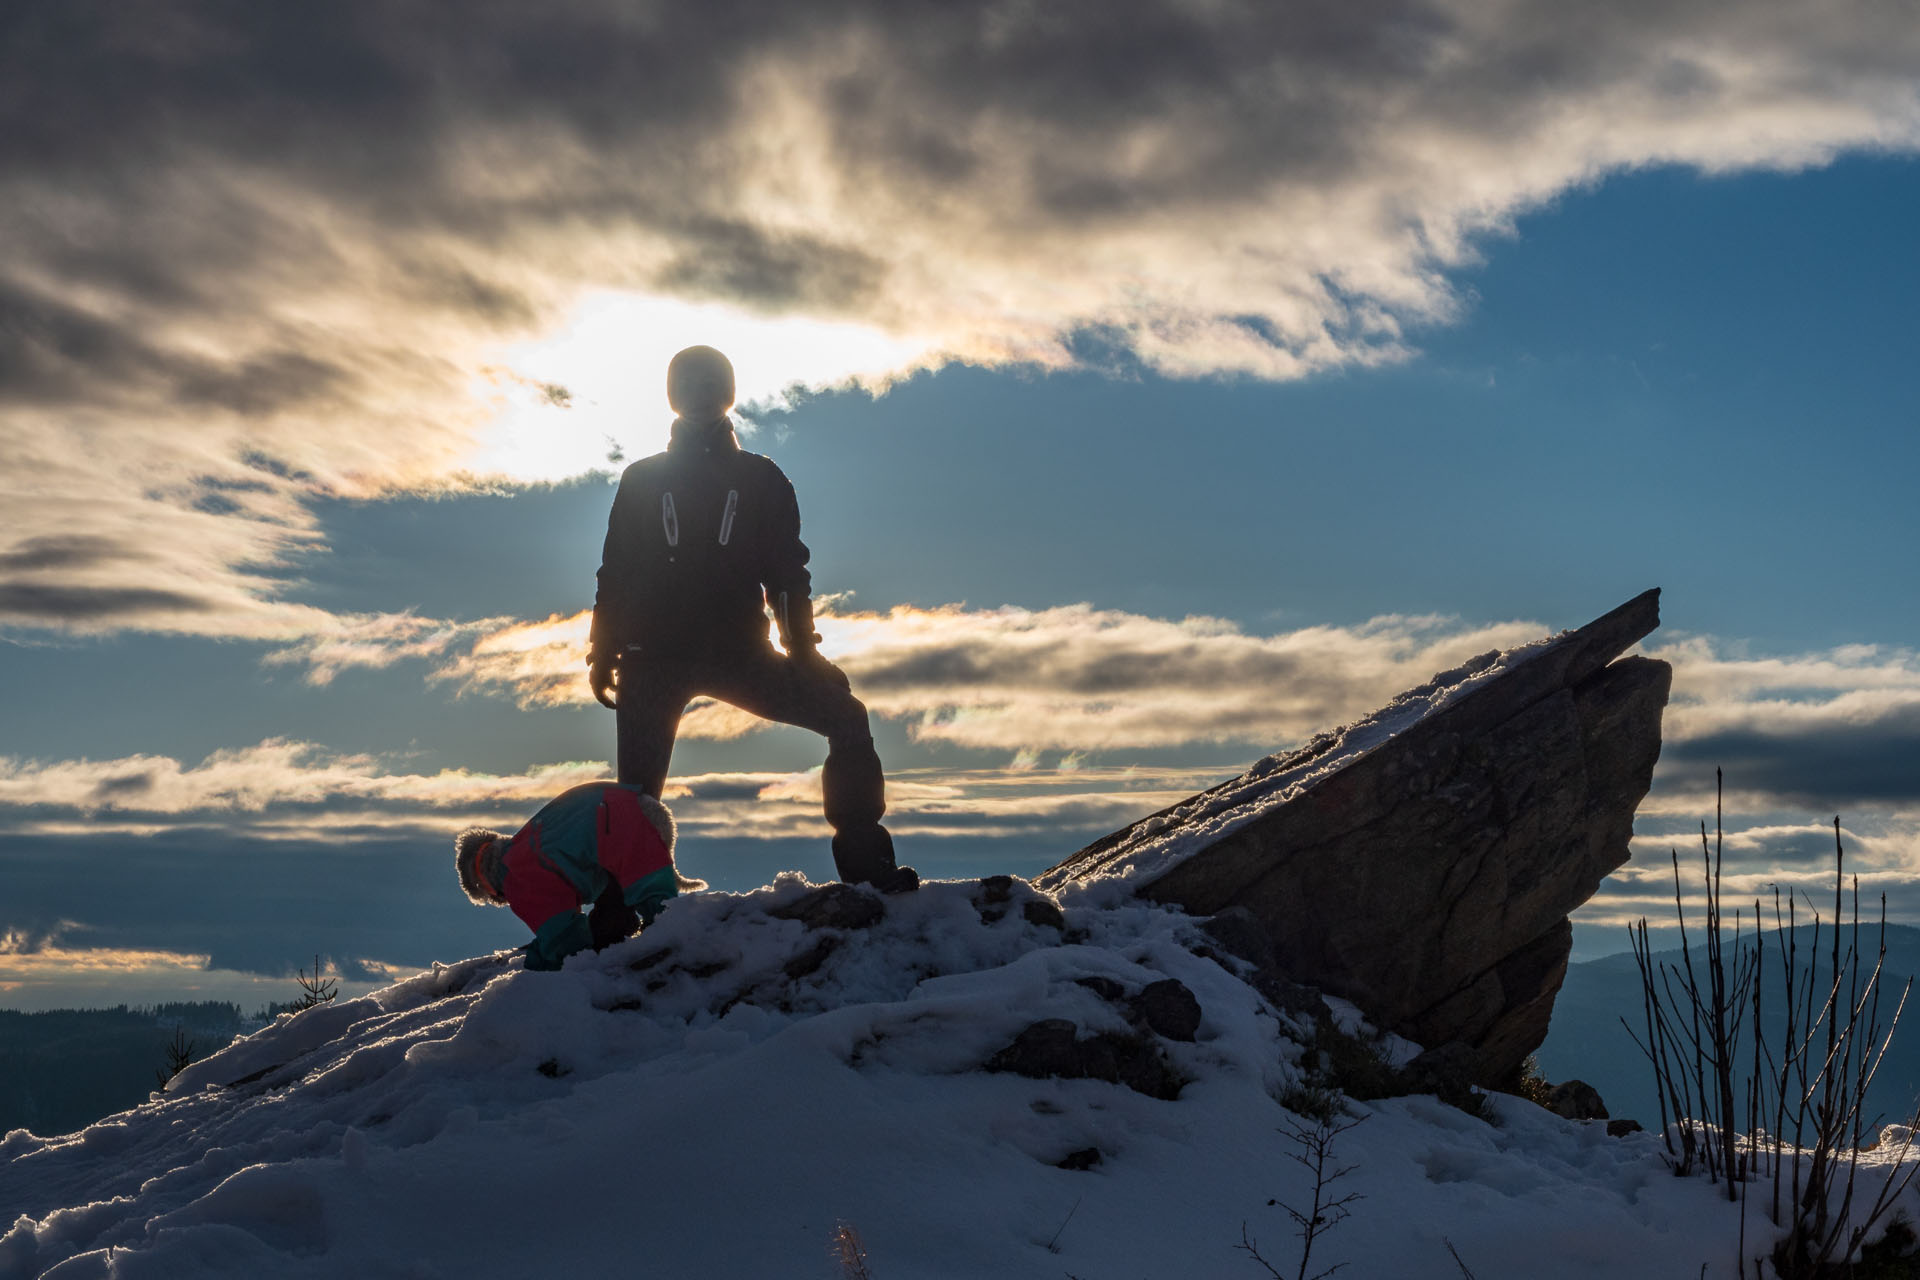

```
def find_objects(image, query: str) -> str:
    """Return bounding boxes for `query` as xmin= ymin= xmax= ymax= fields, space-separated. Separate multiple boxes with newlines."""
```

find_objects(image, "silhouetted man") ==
xmin=588 ymin=346 xmax=912 ymax=894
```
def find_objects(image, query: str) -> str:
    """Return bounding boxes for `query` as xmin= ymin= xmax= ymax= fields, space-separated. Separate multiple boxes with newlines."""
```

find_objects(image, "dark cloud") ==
xmin=171 ymin=350 xmax=352 ymax=417
xmin=0 ymin=3 xmax=429 ymax=178
xmin=0 ymin=536 xmax=150 ymax=574
xmin=393 ymin=258 xmax=542 ymax=328
xmin=1664 ymin=710 xmax=1920 ymax=809
xmin=0 ymin=277 xmax=178 ymax=407
xmin=2 ymin=0 xmax=1918 ymax=636
xmin=0 ymin=583 xmax=217 ymax=623
xmin=678 ymin=777 xmax=772 ymax=802
xmin=7 ymin=0 xmax=1913 ymax=343
xmin=0 ymin=923 xmax=60 ymax=956
xmin=0 ymin=275 xmax=354 ymax=417
xmin=89 ymin=771 xmax=158 ymax=802
xmin=655 ymin=218 xmax=886 ymax=311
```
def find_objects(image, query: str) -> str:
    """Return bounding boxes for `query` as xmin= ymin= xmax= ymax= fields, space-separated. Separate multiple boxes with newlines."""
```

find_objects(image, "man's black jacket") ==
xmin=590 ymin=416 xmax=813 ymax=661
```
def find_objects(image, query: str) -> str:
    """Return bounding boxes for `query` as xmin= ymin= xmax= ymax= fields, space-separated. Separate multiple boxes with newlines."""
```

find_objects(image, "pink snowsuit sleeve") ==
xmin=503 ymin=825 xmax=582 ymax=936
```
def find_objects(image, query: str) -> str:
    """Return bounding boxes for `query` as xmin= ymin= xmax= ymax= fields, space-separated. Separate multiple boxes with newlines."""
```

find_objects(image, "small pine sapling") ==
xmin=154 ymin=1024 xmax=195 ymax=1088
xmin=294 ymin=954 xmax=338 ymax=1010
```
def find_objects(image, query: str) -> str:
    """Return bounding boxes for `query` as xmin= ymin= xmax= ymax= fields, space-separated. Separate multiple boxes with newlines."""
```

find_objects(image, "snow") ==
xmin=6 ymin=874 xmax=1908 ymax=1279
xmin=1037 ymin=634 xmax=1560 ymax=899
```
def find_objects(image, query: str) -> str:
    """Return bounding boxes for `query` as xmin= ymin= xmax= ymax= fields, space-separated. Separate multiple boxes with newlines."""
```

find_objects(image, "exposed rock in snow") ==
xmin=1039 ymin=589 xmax=1671 ymax=1084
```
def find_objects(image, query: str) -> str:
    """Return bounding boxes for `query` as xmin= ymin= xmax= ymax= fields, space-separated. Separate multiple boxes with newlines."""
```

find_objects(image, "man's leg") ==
xmin=614 ymin=661 xmax=694 ymax=794
xmin=601 ymin=663 xmax=694 ymax=942
xmin=704 ymin=650 xmax=902 ymax=885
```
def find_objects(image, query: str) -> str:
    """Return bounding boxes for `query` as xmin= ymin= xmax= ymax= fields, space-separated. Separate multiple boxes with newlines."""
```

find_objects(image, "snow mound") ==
xmin=0 ymin=876 xmax=1850 ymax=1279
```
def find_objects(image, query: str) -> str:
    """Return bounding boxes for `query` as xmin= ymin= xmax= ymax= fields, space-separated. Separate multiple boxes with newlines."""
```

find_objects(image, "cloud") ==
xmin=1646 ymin=636 xmax=1920 ymax=811
xmin=1581 ymin=636 xmax=1920 ymax=930
xmin=4 ymin=2 xmax=1920 ymax=636
xmin=412 ymin=602 xmax=1920 ymax=805
xmin=0 ymin=740 xmax=608 ymax=828
xmin=274 ymin=596 xmax=1920 ymax=833
xmin=0 ymin=937 xmax=211 ymax=977
xmin=1574 ymin=807 xmax=1920 ymax=935
xmin=262 ymin=612 xmax=508 ymax=686
xmin=443 ymin=602 xmax=1549 ymax=750
xmin=432 ymin=611 xmax=595 ymax=708
xmin=18 ymin=600 xmax=1920 ymax=954
xmin=0 ymin=729 xmax=1218 ymax=848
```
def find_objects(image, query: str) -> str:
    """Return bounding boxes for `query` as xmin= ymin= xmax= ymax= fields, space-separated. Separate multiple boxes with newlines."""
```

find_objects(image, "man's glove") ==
xmin=589 ymin=653 xmax=618 ymax=709
xmin=776 ymin=592 xmax=850 ymax=688
xmin=775 ymin=591 xmax=828 ymax=655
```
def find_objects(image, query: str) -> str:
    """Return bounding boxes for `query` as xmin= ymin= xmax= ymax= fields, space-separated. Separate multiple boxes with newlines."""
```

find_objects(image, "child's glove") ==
xmin=588 ymin=883 xmax=640 ymax=950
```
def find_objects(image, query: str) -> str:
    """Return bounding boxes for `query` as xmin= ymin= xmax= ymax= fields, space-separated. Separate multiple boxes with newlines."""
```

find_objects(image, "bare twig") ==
xmin=1046 ymin=1197 xmax=1081 ymax=1254
xmin=830 ymin=1221 xmax=873 ymax=1280
xmin=1630 ymin=776 xmax=1916 ymax=1280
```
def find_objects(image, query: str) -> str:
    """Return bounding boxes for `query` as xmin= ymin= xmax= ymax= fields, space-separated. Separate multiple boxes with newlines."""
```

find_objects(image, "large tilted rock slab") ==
xmin=1037 ymin=589 xmax=1671 ymax=1084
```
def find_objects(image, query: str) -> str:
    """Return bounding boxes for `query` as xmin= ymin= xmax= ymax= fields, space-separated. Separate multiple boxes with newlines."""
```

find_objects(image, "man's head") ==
xmin=454 ymin=827 xmax=507 ymax=906
xmin=666 ymin=346 xmax=735 ymax=422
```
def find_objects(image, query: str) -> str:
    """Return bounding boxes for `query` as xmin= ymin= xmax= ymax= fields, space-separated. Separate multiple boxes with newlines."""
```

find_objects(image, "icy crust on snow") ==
xmin=1044 ymin=632 xmax=1563 ymax=901
xmin=3 ymin=877 xmax=1913 ymax=1279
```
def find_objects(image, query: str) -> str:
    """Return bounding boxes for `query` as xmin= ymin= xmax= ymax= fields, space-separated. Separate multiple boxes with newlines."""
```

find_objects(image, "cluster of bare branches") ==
xmin=830 ymin=1221 xmax=873 ymax=1280
xmin=1626 ymin=772 xmax=1919 ymax=1277
xmin=1240 ymin=1110 xmax=1367 ymax=1280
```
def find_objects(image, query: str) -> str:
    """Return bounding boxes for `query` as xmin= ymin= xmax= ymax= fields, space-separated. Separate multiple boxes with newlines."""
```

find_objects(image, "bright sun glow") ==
xmin=468 ymin=292 xmax=941 ymax=482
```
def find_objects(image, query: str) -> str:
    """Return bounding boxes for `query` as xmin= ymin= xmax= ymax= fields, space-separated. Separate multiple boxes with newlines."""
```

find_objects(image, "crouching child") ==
xmin=455 ymin=781 xmax=704 ymax=970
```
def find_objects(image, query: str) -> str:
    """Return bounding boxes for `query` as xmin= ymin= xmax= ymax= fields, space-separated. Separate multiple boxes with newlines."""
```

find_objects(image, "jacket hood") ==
xmin=454 ymin=827 xmax=508 ymax=906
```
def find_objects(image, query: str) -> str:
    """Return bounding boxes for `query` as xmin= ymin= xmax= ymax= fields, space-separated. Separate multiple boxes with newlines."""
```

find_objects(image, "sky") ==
xmin=3 ymin=0 xmax=1919 ymax=1009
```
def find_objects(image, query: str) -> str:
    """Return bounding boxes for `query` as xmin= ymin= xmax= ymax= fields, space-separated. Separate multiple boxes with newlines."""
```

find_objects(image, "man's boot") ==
xmin=831 ymin=823 xmax=916 ymax=892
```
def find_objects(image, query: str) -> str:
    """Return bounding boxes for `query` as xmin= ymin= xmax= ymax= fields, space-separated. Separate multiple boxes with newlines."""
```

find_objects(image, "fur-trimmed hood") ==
xmin=631 ymin=790 xmax=675 ymax=854
xmin=632 ymin=792 xmax=704 ymax=891
xmin=454 ymin=827 xmax=507 ymax=906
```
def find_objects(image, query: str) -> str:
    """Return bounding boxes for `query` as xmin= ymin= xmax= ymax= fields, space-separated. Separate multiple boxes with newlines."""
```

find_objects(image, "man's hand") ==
xmin=589 ymin=655 xmax=619 ymax=709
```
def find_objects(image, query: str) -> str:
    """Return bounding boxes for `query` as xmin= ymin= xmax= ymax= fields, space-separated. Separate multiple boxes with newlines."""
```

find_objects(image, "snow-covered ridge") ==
xmin=0 ymin=873 xmax=1825 ymax=1279
xmin=1044 ymin=632 xmax=1560 ymax=898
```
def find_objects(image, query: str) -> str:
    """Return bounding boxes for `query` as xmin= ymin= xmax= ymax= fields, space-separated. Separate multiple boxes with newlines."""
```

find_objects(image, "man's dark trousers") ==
xmin=614 ymin=644 xmax=893 ymax=882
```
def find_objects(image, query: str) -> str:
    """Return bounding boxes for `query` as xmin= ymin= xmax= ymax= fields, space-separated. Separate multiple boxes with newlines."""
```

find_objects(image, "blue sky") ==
xmin=4 ymin=4 xmax=1919 ymax=1007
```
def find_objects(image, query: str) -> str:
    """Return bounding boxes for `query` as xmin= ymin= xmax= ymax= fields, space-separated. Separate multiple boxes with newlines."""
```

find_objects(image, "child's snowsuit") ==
xmin=499 ymin=782 xmax=678 ymax=970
